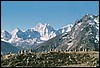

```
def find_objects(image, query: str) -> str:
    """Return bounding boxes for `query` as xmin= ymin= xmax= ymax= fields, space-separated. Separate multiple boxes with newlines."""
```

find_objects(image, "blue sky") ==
xmin=1 ymin=1 xmax=99 ymax=32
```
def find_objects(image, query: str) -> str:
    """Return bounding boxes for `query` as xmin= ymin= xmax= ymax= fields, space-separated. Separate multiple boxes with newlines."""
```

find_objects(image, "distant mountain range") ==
xmin=1 ymin=14 xmax=99 ymax=52
xmin=1 ymin=22 xmax=73 ymax=50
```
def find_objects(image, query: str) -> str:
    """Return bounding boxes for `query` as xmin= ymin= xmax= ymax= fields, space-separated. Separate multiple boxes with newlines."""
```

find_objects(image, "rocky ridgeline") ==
xmin=1 ymin=50 xmax=99 ymax=67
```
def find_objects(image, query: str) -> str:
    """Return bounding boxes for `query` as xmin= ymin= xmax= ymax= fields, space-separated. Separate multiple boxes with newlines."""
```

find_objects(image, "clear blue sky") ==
xmin=1 ymin=1 xmax=99 ymax=32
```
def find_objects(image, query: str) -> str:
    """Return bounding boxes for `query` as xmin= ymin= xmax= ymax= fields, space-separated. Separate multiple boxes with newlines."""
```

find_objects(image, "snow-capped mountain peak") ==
xmin=1 ymin=30 xmax=12 ymax=41
xmin=1 ymin=30 xmax=7 ymax=33
xmin=45 ymin=23 xmax=49 ymax=26
xmin=58 ymin=24 xmax=73 ymax=34
xmin=11 ymin=28 xmax=21 ymax=34
xmin=33 ymin=23 xmax=56 ymax=41
xmin=34 ymin=23 xmax=45 ymax=29
xmin=11 ymin=28 xmax=26 ymax=39
xmin=2 ymin=22 xmax=73 ymax=49
xmin=33 ymin=23 xmax=53 ymax=31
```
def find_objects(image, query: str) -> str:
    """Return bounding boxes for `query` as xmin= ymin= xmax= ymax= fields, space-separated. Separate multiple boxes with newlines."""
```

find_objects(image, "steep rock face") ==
xmin=11 ymin=28 xmax=25 ymax=39
xmin=33 ymin=14 xmax=99 ymax=52
xmin=59 ymin=14 xmax=99 ymax=51
xmin=25 ymin=29 xmax=40 ymax=39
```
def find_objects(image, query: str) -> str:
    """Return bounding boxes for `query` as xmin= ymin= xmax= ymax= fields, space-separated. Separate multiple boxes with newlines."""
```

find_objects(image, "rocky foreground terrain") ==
xmin=1 ymin=51 xmax=99 ymax=67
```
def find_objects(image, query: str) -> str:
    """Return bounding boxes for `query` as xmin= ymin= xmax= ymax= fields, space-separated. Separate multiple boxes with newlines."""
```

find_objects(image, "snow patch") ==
xmin=67 ymin=42 xmax=73 ymax=50
xmin=95 ymin=40 xmax=98 ymax=43
xmin=81 ymin=28 xmax=84 ymax=31
xmin=77 ymin=23 xmax=82 ymax=26
xmin=94 ymin=19 xmax=99 ymax=24
xmin=96 ymin=35 xmax=99 ymax=41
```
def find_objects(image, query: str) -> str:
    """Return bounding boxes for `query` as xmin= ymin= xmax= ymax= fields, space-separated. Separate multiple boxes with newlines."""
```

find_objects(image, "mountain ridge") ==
xmin=1 ymin=23 xmax=73 ymax=49
xmin=1 ymin=14 xmax=99 ymax=51
xmin=33 ymin=14 xmax=99 ymax=52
